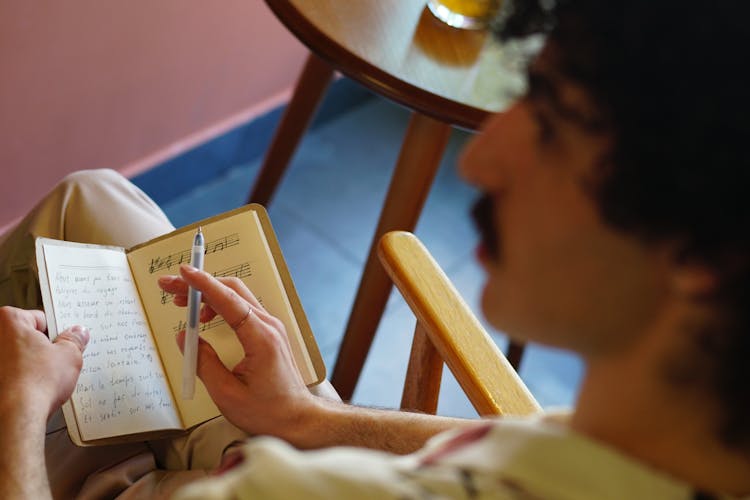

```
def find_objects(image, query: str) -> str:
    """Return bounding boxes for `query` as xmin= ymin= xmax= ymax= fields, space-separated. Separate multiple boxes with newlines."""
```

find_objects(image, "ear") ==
xmin=671 ymin=262 xmax=719 ymax=298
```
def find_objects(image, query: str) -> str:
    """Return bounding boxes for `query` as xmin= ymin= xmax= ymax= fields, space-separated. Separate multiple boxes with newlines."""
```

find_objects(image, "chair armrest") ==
xmin=378 ymin=231 xmax=541 ymax=417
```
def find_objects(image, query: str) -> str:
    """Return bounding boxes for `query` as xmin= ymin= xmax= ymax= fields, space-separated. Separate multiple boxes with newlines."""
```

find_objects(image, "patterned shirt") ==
xmin=174 ymin=414 xmax=747 ymax=499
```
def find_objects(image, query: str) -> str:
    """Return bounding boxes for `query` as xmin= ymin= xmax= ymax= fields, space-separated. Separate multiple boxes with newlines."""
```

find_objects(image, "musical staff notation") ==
xmin=206 ymin=233 xmax=240 ymax=254
xmin=148 ymin=249 xmax=190 ymax=275
xmin=213 ymin=262 xmax=252 ymax=280
xmin=159 ymin=261 xmax=253 ymax=306
xmin=172 ymin=316 xmax=226 ymax=335
xmin=147 ymin=233 xmax=240 ymax=274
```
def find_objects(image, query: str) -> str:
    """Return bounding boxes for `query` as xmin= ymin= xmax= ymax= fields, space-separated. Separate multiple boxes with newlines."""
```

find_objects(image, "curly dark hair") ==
xmin=496 ymin=1 xmax=750 ymax=452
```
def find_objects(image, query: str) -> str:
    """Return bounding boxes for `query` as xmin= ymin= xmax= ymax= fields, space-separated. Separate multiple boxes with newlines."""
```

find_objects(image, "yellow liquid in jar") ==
xmin=434 ymin=0 xmax=501 ymax=19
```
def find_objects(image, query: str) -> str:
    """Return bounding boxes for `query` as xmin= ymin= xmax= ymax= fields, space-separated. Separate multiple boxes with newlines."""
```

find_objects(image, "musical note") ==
xmin=148 ymin=250 xmax=189 ymax=274
xmin=214 ymin=262 xmax=252 ymax=280
xmin=205 ymin=233 xmax=239 ymax=255
xmin=160 ymin=290 xmax=174 ymax=305
xmin=159 ymin=261 xmax=252 ymax=307
xmin=148 ymin=233 xmax=240 ymax=274
xmin=172 ymin=316 xmax=226 ymax=335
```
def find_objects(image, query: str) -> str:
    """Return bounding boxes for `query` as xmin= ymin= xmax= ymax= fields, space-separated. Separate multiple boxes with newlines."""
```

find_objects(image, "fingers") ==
xmin=178 ymin=265 xmax=266 ymax=355
xmin=0 ymin=307 xmax=84 ymax=354
xmin=157 ymin=275 xmax=188 ymax=294
xmin=159 ymin=272 xmax=268 ymax=327
xmin=0 ymin=307 xmax=48 ymax=334
xmin=179 ymin=265 xmax=249 ymax=320
xmin=54 ymin=325 xmax=90 ymax=354
xmin=49 ymin=325 xmax=90 ymax=394
xmin=176 ymin=330 xmax=242 ymax=404
xmin=28 ymin=310 xmax=47 ymax=333
xmin=158 ymin=274 xmax=264 ymax=309
xmin=219 ymin=277 xmax=264 ymax=310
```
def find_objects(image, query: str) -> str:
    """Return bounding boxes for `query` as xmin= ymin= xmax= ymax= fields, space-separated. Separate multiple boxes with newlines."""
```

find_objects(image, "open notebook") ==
xmin=36 ymin=204 xmax=325 ymax=446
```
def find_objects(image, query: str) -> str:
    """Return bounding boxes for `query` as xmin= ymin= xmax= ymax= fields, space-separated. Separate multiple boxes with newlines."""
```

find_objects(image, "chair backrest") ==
xmin=377 ymin=231 xmax=541 ymax=417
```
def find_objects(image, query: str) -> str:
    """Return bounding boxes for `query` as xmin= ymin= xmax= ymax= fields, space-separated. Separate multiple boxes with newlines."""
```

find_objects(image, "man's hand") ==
xmin=158 ymin=266 xmax=319 ymax=440
xmin=0 ymin=306 xmax=89 ymax=500
xmin=0 ymin=306 xmax=89 ymax=418
xmin=159 ymin=266 xmax=470 ymax=454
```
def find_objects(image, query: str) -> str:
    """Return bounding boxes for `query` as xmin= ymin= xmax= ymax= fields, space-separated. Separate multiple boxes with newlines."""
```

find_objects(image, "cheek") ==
xmin=478 ymin=266 xmax=510 ymax=334
xmin=485 ymin=232 xmax=666 ymax=353
xmin=478 ymin=242 xmax=568 ymax=339
xmin=477 ymin=194 xmax=568 ymax=334
xmin=477 ymin=195 xmax=644 ymax=345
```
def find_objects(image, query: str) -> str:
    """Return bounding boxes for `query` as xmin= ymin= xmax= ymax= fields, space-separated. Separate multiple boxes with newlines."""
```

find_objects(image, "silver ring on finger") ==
xmin=230 ymin=306 xmax=253 ymax=330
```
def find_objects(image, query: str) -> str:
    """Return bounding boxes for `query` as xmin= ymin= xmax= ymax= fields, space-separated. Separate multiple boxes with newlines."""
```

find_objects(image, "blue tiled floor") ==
xmin=138 ymin=89 xmax=583 ymax=418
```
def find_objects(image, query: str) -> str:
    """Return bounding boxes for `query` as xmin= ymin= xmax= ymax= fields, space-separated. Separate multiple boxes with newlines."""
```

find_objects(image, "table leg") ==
xmin=331 ymin=112 xmax=452 ymax=401
xmin=506 ymin=340 xmax=526 ymax=371
xmin=247 ymin=53 xmax=334 ymax=206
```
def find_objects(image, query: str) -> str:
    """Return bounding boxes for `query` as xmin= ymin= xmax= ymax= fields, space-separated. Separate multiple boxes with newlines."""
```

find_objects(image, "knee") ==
xmin=59 ymin=169 xmax=129 ymax=192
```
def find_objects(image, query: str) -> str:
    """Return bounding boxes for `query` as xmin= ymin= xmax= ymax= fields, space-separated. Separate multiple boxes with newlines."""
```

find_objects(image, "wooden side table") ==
xmin=253 ymin=0 xmax=524 ymax=400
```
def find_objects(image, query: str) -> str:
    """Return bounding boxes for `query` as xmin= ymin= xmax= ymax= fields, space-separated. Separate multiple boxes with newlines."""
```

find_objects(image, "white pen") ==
xmin=182 ymin=226 xmax=204 ymax=400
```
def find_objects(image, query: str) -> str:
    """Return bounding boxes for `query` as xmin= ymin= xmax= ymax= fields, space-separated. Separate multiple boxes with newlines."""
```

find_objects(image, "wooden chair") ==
xmin=378 ymin=231 xmax=540 ymax=416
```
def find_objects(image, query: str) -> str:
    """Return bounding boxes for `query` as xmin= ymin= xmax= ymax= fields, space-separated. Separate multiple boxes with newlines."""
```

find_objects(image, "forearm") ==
xmin=285 ymin=397 xmax=476 ymax=455
xmin=0 ymin=398 xmax=51 ymax=499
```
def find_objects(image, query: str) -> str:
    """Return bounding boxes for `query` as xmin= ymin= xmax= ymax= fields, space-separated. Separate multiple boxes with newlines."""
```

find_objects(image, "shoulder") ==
xmin=174 ymin=417 xmax=562 ymax=500
xmin=173 ymin=436 xmax=424 ymax=500
xmin=174 ymin=413 xmax=694 ymax=500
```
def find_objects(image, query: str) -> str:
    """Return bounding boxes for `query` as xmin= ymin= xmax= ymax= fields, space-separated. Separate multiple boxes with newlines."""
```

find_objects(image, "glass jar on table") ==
xmin=427 ymin=0 xmax=503 ymax=29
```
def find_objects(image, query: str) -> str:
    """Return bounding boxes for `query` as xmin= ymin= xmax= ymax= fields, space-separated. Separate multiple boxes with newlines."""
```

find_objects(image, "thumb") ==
xmin=48 ymin=325 xmax=89 ymax=414
xmin=54 ymin=325 xmax=90 ymax=356
xmin=176 ymin=331 xmax=241 ymax=403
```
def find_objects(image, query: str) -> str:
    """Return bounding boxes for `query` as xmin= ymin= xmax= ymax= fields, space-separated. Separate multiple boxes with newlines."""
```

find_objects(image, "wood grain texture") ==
xmin=401 ymin=323 xmax=444 ymax=414
xmin=248 ymin=54 xmax=334 ymax=205
xmin=266 ymin=0 xmax=513 ymax=129
xmin=378 ymin=231 xmax=541 ymax=417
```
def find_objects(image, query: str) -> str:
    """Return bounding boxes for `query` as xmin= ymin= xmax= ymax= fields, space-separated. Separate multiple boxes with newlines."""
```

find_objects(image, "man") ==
xmin=1 ymin=0 xmax=749 ymax=498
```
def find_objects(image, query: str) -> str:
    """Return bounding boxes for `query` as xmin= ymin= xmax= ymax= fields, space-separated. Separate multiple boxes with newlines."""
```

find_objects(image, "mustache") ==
xmin=471 ymin=194 xmax=500 ymax=260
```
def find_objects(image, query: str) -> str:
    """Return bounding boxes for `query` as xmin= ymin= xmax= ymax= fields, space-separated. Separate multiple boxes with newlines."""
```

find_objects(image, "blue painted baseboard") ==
xmin=132 ymin=78 xmax=375 ymax=206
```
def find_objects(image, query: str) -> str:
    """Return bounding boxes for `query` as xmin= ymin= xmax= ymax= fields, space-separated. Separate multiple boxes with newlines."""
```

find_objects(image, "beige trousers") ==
xmin=0 ymin=170 xmax=249 ymax=499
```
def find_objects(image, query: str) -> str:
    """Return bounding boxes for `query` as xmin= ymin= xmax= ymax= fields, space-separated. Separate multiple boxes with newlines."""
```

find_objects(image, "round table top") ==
xmin=266 ymin=0 xmax=525 ymax=130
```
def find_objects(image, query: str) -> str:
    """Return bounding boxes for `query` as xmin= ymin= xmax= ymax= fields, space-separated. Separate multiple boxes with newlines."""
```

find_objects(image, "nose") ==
xmin=458 ymin=110 xmax=511 ymax=190
xmin=457 ymin=131 xmax=482 ymax=186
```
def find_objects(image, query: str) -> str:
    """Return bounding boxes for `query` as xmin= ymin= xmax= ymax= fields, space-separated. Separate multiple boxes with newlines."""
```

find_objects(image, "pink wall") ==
xmin=0 ymin=0 xmax=308 ymax=230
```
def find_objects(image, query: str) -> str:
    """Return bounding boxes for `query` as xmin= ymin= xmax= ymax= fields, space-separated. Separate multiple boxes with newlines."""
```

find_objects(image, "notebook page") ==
xmin=41 ymin=242 xmax=181 ymax=441
xmin=127 ymin=209 xmax=317 ymax=428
